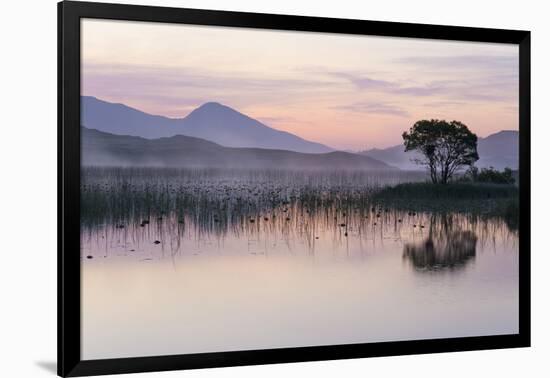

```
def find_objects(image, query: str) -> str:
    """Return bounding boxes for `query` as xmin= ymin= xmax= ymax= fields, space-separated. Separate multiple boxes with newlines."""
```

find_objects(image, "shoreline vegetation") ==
xmin=372 ymin=181 xmax=519 ymax=229
xmin=80 ymin=166 xmax=519 ymax=235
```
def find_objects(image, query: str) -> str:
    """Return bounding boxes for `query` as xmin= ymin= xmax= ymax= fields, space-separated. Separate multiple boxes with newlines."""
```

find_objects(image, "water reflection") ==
xmin=82 ymin=207 xmax=513 ymax=267
xmin=79 ymin=168 xmax=519 ymax=359
xmin=403 ymin=215 xmax=480 ymax=272
xmin=404 ymin=233 xmax=477 ymax=273
xmin=81 ymin=209 xmax=519 ymax=360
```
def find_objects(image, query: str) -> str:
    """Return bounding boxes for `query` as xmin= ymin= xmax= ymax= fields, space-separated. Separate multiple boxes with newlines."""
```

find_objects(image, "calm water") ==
xmin=81 ymin=206 xmax=518 ymax=359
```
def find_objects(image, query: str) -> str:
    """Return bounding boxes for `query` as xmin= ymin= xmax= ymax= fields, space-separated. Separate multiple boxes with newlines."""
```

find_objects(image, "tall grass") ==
xmin=80 ymin=167 xmax=519 ymax=249
xmin=79 ymin=167 xmax=521 ymax=263
xmin=80 ymin=167 xmax=425 ymax=230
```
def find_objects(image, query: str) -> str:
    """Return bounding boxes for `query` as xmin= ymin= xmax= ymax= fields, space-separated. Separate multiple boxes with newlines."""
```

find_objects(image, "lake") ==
xmin=80 ymin=168 xmax=518 ymax=360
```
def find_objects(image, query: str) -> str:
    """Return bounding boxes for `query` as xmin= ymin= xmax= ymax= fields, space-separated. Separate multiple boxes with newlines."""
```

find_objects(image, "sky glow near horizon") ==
xmin=81 ymin=19 xmax=519 ymax=150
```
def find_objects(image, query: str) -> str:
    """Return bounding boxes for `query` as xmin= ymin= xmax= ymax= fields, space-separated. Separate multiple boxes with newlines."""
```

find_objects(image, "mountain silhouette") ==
xmin=476 ymin=130 xmax=519 ymax=170
xmin=81 ymin=96 xmax=333 ymax=153
xmin=81 ymin=127 xmax=395 ymax=171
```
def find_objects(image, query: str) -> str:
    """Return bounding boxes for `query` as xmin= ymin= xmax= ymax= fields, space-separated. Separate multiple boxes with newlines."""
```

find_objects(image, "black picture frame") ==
xmin=58 ymin=1 xmax=531 ymax=376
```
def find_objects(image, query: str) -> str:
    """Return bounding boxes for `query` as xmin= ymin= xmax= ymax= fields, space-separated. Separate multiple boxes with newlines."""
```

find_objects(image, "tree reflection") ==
xmin=403 ymin=215 xmax=477 ymax=272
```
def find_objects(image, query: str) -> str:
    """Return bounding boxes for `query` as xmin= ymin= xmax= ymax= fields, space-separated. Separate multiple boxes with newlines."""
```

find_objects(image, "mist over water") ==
xmin=80 ymin=167 xmax=518 ymax=359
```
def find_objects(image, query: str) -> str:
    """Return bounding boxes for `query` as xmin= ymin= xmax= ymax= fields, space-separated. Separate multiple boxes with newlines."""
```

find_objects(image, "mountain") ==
xmin=361 ymin=130 xmax=519 ymax=171
xmin=476 ymin=130 xmax=519 ymax=170
xmin=81 ymin=96 xmax=333 ymax=153
xmin=81 ymin=127 xmax=395 ymax=171
xmin=81 ymin=96 xmax=175 ymax=139
xmin=362 ymin=145 xmax=421 ymax=171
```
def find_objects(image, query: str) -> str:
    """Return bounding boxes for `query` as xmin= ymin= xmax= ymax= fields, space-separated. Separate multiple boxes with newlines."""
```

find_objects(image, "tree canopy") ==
xmin=402 ymin=119 xmax=479 ymax=184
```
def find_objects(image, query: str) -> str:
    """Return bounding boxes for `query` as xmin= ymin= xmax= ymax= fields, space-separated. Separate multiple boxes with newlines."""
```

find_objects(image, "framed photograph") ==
xmin=58 ymin=1 xmax=530 ymax=376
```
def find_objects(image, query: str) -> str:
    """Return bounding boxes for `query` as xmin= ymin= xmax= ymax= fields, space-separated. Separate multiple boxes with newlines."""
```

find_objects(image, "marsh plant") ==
xmin=80 ymin=166 xmax=518 ymax=260
xmin=81 ymin=167 xmax=426 ymax=229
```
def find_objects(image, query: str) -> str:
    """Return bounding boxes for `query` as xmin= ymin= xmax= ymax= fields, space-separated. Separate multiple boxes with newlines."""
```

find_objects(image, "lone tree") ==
xmin=402 ymin=119 xmax=479 ymax=184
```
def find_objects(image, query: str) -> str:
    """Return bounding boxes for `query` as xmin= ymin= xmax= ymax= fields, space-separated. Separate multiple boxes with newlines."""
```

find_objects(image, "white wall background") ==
xmin=0 ymin=0 xmax=547 ymax=377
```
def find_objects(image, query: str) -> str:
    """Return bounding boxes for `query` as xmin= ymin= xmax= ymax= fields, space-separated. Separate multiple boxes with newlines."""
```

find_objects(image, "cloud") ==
xmin=325 ymin=72 xmax=398 ymax=90
xmin=324 ymin=70 xmax=516 ymax=103
xmin=420 ymin=100 xmax=468 ymax=108
xmin=396 ymin=54 xmax=518 ymax=72
xmin=82 ymin=62 xmax=347 ymax=116
xmin=333 ymin=102 xmax=410 ymax=117
xmin=327 ymin=71 xmax=449 ymax=97
xmin=83 ymin=62 xmax=332 ymax=96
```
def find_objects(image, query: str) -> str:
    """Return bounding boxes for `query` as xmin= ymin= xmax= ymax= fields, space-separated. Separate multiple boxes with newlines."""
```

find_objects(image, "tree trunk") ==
xmin=429 ymin=164 xmax=438 ymax=184
xmin=441 ymin=163 xmax=450 ymax=184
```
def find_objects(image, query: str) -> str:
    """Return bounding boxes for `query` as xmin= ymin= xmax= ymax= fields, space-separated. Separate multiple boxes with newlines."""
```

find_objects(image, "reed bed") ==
xmin=80 ymin=167 xmax=517 ymax=253
xmin=81 ymin=167 xmax=425 ymax=230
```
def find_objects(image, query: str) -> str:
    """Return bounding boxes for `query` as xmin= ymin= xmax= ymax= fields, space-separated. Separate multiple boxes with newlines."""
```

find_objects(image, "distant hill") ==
xmin=362 ymin=145 xmax=421 ymax=171
xmin=82 ymin=127 xmax=396 ymax=171
xmin=361 ymin=130 xmax=519 ymax=171
xmin=476 ymin=130 xmax=519 ymax=170
xmin=81 ymin=96 xmax=333 ymax=153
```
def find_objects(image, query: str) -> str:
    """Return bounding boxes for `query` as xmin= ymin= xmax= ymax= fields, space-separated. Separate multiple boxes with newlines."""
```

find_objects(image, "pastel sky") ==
xmin=81 ymin=19 xmax=519 ymax=150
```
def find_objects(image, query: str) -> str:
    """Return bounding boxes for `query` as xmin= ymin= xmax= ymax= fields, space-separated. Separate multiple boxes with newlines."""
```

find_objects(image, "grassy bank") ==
xmin=372 ymin=182 xmax=519 ymax=224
